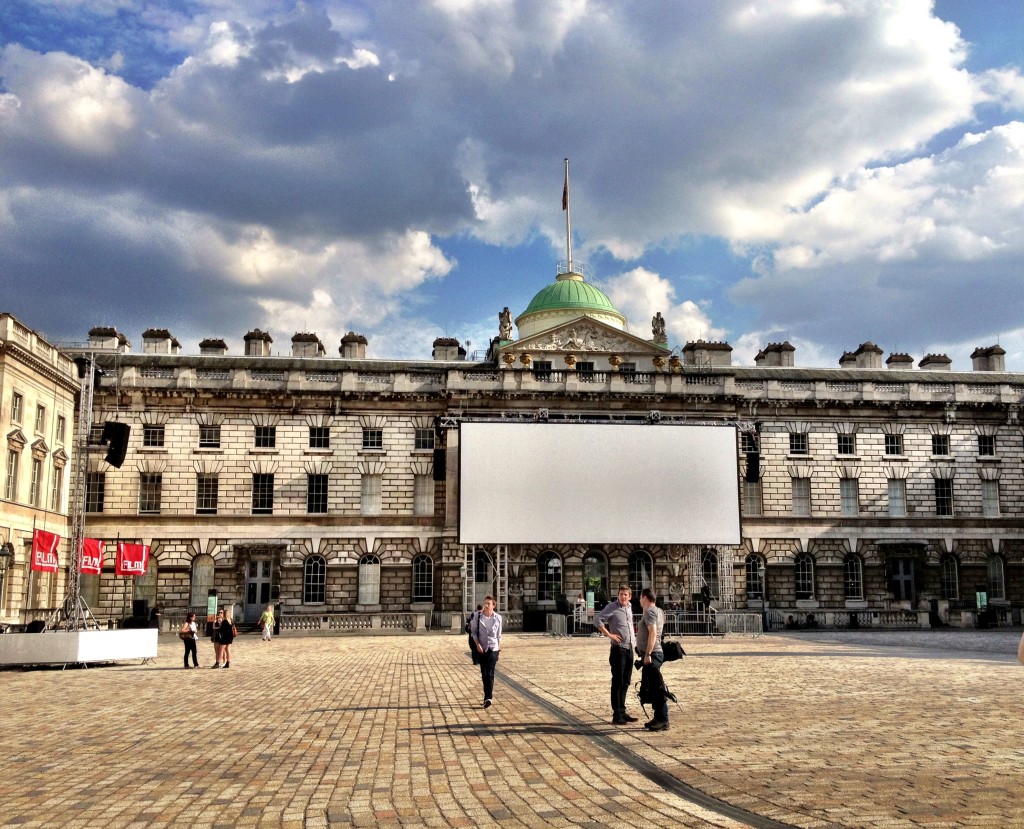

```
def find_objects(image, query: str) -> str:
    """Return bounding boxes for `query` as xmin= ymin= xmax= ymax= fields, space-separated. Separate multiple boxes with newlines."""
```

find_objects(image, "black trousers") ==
xmin=608 ymin=646 xmax=633 ymax=716
xmin=478 ymin=649 xmax=499 ymax=700
xmin=183 ymin=638 xmax=198 ymax=667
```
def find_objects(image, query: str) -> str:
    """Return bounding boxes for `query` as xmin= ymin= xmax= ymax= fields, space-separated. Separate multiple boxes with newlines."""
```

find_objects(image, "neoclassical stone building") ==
xmin=44 ymin=266 xmax=1024 ymax=630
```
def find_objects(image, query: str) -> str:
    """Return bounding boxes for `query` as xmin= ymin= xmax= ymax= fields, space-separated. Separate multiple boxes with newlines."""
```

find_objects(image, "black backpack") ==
xmin=663 ymin=640 xmax=685 ymax=661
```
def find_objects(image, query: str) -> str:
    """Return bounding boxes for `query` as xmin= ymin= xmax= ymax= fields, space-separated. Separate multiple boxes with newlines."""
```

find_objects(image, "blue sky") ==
xmin=2 ymin=1 xmax=1023 ymax=367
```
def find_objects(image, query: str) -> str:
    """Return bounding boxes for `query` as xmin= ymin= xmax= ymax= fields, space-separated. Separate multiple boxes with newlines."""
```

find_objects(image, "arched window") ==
xmin=745 ymin=554 xmax=765 ymax=600
xmin=359 ymin=554 xmax=381 ymax=605
xmin=940 ymin=555 xmax=959 ymax=600
xmin=536 ymin=551 xmax=562 ymax=602
xmin=987 ymin=555 xmax=1005 ymax=601
xmin=843 ymin=554 xmax=863 ymax=600
xmin=190 ymin=554 xmax=215 ymax=607
xmin=134 ymin=556 xmax=158 ymax=608
xmin=412 ymin=554 xmax=433 ymax=603
xmin=701 ymin=548 xmax=720 ymax=600
xmin=582 ymin=551 xmax=608 ymax=607
xmin=794 ymin=553 xmax=814 ymax=600
xmin=303 ymin=555 xmax=326 ymax=604
xmin=628 ymin=550 xmax=653 ymax=597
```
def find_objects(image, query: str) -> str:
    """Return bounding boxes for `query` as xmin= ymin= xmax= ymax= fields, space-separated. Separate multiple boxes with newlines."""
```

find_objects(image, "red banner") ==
xmin=31 ymin=529 xmax=60 ymax=573
xmin=115 ymin=542 xmax=149 ymax=576
xmin=80 ymin=538 xmax=106 ymax=575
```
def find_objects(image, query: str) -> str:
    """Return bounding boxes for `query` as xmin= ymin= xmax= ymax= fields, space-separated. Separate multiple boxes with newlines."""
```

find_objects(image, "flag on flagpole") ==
xmin=562 ymin=171 xmax=569 ymax=211
xmin=116 ymin=542 xmax=150 ymax=576
xmin=31 ymin=529 xmax=60 ymax=573
xmin=80 ymin=538 xmax=106 ymax=575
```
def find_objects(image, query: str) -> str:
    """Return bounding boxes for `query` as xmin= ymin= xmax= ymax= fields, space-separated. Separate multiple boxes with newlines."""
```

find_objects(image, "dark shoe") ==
xmin=211 ymin=664 xmax=220 ymax=669
xmin=611 ymin=716 xmax=627 ymax=725
xmin=483 ymin=699 xmax=492 ymax=708
xmin=622 ymin=714 xmax=639 ymax=723
xmin=646 ymin=719 xmax=669 ymax=732
xmin=224 ymin=662 xmax=230 ymax=669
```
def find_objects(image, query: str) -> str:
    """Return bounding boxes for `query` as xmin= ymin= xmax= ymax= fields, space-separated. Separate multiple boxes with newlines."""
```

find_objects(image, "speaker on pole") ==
xmin=433 ymin=447 xmax=446 ymax=481
xmin=745 ymin=452 xmax=760 ymax=482
xmin=100 ymin=421 xmax=131 ymax=468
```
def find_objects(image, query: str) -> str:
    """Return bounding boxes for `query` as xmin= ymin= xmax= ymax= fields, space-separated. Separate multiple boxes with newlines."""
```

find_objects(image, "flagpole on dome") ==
xmin=562 ymin=158 xmax=573 ymax=274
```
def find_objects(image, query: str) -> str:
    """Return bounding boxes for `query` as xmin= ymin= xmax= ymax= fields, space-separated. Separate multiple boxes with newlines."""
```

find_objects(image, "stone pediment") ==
xmin=6 ymin=428 xmax=27 ymax=449
xmin=506 ymin=318 xmax=660 ymax=356
xmin=31 ymin=438 xmax=49 ymax=459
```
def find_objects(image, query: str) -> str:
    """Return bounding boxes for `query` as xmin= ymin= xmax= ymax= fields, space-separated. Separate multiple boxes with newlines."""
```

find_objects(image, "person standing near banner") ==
xmin=472 ymin=595 xmax=502 ymax=708
xmin=180 ymin=612 xmax=199 ymax=668
xmin=593 ymin=585 xmax=638 ymax=725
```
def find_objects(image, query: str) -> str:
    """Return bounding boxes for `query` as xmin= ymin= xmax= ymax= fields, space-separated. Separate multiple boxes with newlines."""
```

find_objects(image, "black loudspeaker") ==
xmin=745 ymin=452 xmax=760 ymax=482
xmin=100 ymin=421 xmax=131 ymax=468
xmin=132 ymin=599 xmax=149 ymax=619
xmin=433 ymin=447 xmax=446 ymax=481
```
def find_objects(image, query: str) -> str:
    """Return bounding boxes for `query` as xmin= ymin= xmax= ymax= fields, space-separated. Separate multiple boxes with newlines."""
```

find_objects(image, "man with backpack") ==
xmin=637 ymin=587 xmax=669 ymax=731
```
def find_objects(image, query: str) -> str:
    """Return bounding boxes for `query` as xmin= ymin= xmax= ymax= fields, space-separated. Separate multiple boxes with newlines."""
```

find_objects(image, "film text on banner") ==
xmin=80 ymin=538 xmax=106 ymax=575
xmin=31 ymin=529 xmax=61 ymax=573
xmin=116 ymin=542 xmax=150 ymax=576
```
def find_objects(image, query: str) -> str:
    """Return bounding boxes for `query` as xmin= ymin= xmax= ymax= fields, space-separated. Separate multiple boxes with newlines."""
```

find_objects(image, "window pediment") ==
xmin=30 ymin=438 xmax=49 ymax=460
xmin=6 ymin=428 xmax=27 ymax=450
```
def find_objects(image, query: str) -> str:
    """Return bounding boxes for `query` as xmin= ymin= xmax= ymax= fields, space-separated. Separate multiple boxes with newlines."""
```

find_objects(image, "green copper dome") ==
xmin=514 ymin=271 xmax=626 ymax=339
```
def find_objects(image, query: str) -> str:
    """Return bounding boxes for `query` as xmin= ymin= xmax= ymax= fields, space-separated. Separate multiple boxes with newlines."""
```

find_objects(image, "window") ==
xmin=34 ymin=404 xmax=46 ymax=434
xmin=4 ymin=449 xmax=19 ymax=501
xmin=794 ymin=553 xmax=814 ymax=600
xmin=888 ymin=478 xmax=907 ymax=517
xmin=537 ymin=551 xmax=562 ymax=602
xmin=839 ymin=478 xmax=859 ymax=517
xmin=931 ymin=434 xmax=949 ymax=456
xmin=978 ymin=434 xmax=996 ymax=456
xmin=80 ymin=573 xmax=100 ymax=608
xmin=836 ymin=434 xmax=856 ymax=455
xmin=138 ymin=473 xmax=162 ymax=514
xmin=701 ymin=548 xmax=720 ymax=601
xmin=534 ymin=360 xmax=552 ymax=381
xmin=361 ymin=473 xmax=382 ymax=515
xmin=195 ymin=474 xmax=219 ymax=515
xmin=414 ymin=428 xmax=435 ymax=451
xmin=628 ymin=550 xmax=653 ymax=597
xmin=412 ymin=555 xmax=433 ymax=602
xmin=252 ymin=473 xmax=274 ymax=515
xmin=303 ymin=555 xmax=326 ymax=604
xmin=884 ymin=434 xmax=904 ymax=455
xmin=358 ymin=554 xmax=381 ymax=605
xmin=29 ymin=458 xmax=42 ymax=507
xmin=934 ymin=478 xmax=954 ymax=516
xmin=85 ymin=472 xmax=105 ymax=512
xmin=142 ymin=425 xmax=165 ymax=448
xmin=134 ymin=559 xmax=158 ymax=608
xmin=307 ymin=474 xmax=328 ymax=514
xmin=987 ymin=555 xmax=1005 ymax=601
xmin=190 ymin=554 xmax=215 ymax=606
xmin=413 ymin=473 xmax=433 ymax=516
xmin=581 ymin=551 xmax=608 ymax=605
xmin=740 ymin=431 xmax=758 ymax=454
xmin=199 ymin=425 xmax=221 ymax=448
xmin=309 ymin=427 xmax=330 ymax=449
xmin=362 ymin=428 xmax=383 ymax=450
xmin=791 ymin=477 xmax=811 ymax=516
xmin=843 ymin=555 xmax=863 ymax=600
xmin=255 ymin=426 xmax=276 ymax=449
xmin=89 ymin=424 xmax=104 ymax=445
xmin=981 ymin=479 xmax=1000 ymax=517
xmin=56 ymin=415 xmax=66 ymax=443
xmin=940 ymin=556 xmax=959 ymax=600
xmin=576 ymin=361 xmax=595 ymax=380
xmin=745 ymin=555 xmax=765 ymax=600
xmin=49 ymin=466 xmax=63 ymax=511
xmin=11 ymin=392 xmax=24 ymax=424
xmin=743 ymin=480 xmax=762 ymax=515
xmin=789 ymin=432 xmax=809 ymax=455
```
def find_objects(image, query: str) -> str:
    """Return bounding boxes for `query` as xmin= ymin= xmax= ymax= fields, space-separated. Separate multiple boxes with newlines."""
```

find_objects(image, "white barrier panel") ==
xmin=0 ymin=629 xmax=158 ymax=665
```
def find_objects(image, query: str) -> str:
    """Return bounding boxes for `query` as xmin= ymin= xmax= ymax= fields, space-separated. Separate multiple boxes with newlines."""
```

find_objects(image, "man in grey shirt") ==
xmin=593 ymin=585 xmax=638 ymax=725
xmin=637 ymin=587 xmax=669 ymax=731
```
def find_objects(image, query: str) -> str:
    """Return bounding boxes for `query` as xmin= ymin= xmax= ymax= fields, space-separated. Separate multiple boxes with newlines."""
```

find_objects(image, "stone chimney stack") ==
xmin=199 ymin=338 xmax=228 ymax=356
xmin=919 ymin=353 xmax=952 ymax=371
xmin=88 ymin=326 xmax=130 ymax=353
xmin=886 ymin=353 xmax=914 ymax=370
xmin=754 ymin=341 xmax=795 ymax=367
xmin=971 ymin=345 xmax=1006 ymax=372
xmin=291 ymin=332 xmax=325 ymax=358
xmin=243 ymin=328 xmax=273 ymax=357
xmin=432 ymin=337 xmax=466 ymax=361
xmin=853 ymin=342 xmax=883 ymax=369
xmin=141 ymin=328 xmax=181 ymax=355
xmin=682 ymin=340 xmax=732 ymax=367
xmin=339 ymin=332 xmax=368 ymax=359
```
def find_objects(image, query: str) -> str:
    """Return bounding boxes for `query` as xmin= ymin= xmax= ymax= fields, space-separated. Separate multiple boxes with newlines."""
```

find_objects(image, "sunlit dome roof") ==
xmin=514 ymin=270 xmax=626 ymax=339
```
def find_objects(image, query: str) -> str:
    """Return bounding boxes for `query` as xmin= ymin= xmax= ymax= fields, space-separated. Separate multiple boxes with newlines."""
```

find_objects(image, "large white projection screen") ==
xmin=458 ymin=422 xmax=741 ymax=545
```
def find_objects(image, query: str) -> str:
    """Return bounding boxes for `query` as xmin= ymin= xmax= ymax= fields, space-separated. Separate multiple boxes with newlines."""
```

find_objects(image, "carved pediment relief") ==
xmin=6 ymin=428 xmax=27 ymax=450
xmin=508 ymin=319 xmax=659 ymax=356
xmin=31 ymin=438 xmax=49 ymax=460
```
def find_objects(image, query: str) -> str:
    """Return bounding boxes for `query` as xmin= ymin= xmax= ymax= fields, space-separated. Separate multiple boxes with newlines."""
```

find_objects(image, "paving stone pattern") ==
xmin=0 ymin=630 xmax=1021 ymax=828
